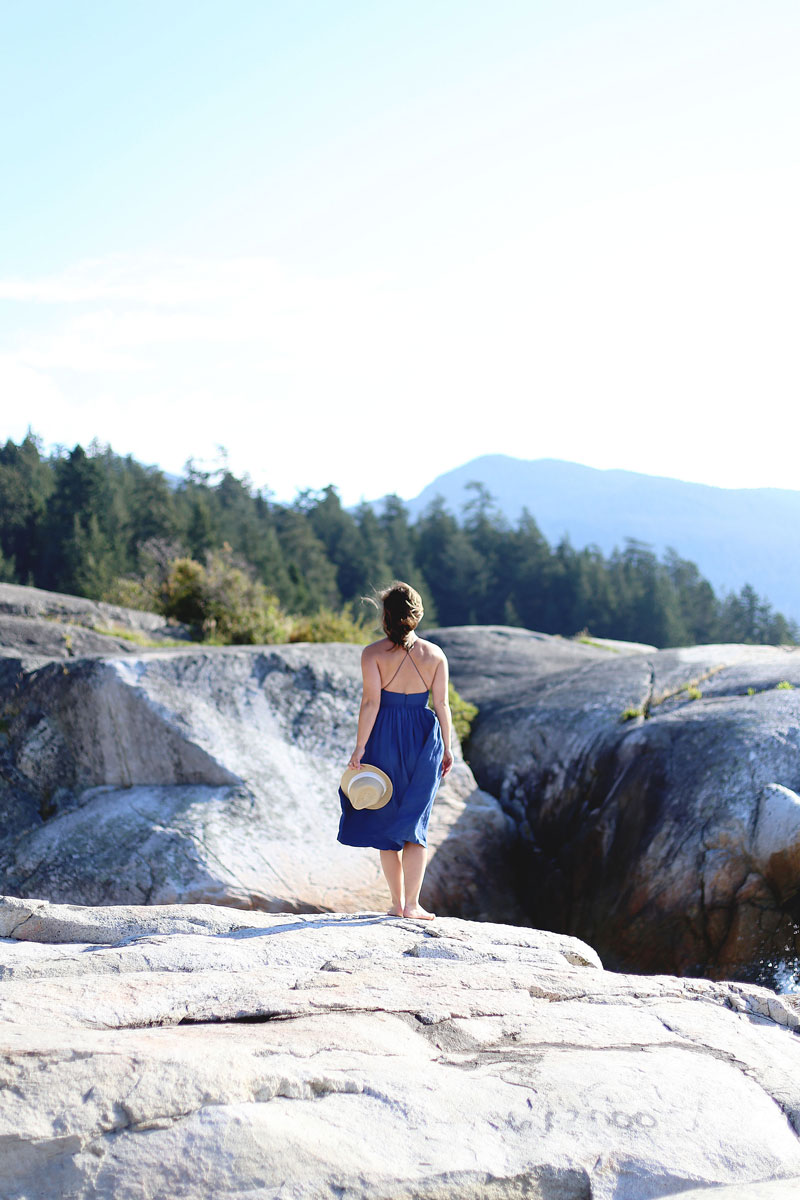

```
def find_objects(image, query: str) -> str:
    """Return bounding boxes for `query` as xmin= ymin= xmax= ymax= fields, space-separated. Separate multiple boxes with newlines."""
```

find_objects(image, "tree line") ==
xmin=0 ymin=433 xmax=797 ymax=648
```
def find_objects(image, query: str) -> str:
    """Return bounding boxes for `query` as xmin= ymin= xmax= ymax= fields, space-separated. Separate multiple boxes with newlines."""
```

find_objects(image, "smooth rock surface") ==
xmin=0 ymin=581 xmax=189 ymax=639
xmin=426 ymin=625 xmax=643 ymax=706
xmin=676 ymin=1183 xmax=800 ymax=1199
xmin=1 ymin=897 xmax=800 ymax=1199
xmin=0 ymin=640 xmax=519 ymax=921
xmin=0 ymin=614 xmax=149 ymax=661
xmin=431 ymin=628 xmax=800 ymax=983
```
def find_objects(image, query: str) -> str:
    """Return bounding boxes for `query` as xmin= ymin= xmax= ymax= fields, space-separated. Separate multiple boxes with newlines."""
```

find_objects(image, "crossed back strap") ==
xmin=383 ymin=643 xmax=429 ymax=691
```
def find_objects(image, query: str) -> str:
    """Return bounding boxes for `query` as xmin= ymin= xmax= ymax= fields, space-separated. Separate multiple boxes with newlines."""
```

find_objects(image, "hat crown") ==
xmin=340 ymin=763 xmax=392 ymax=811
xmin=349 ymin=772 xmax=386 ymax=807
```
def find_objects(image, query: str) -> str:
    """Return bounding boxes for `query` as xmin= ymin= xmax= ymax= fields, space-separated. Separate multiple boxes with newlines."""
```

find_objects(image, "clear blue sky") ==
xmin=1 ymin=0 xmax=798 ymax=503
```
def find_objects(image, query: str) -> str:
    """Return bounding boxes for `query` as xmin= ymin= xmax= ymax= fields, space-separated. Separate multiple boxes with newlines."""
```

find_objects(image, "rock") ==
xmin=0 ymin=614 xmax=147 ymax=662
xmin=1 ymin=897 xmax=800 ymax=1199
xmin=425 ymin=625 xmax=647 ymax=707
xmin=677 ymin=1183 xmax=800 ymax=1199
xmin=0 ymin=641 xmax=519 ymax=922
xmin=0 ymin=581 xmax=190 ymax=640
xmin=432 ymin=628 xmax=800 ymax=983
xmin=753 ymin=783 xmax=800 ymax=903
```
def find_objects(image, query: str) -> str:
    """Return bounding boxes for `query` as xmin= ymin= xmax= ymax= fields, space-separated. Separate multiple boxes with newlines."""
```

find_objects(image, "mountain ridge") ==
xmin=392 ymin=455 xmax=800 ymax=623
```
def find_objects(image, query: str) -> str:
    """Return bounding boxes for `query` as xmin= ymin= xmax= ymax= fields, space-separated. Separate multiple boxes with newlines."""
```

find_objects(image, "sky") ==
xmin=1 ymin=0 xmax=798 ymax=507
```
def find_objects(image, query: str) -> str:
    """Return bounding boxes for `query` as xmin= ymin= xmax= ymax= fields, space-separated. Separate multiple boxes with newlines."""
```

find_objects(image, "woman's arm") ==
xmin=348 ymin=647 xmax=382 ymax=769
xmin=430 ymin=651 xmax=454 ymax=777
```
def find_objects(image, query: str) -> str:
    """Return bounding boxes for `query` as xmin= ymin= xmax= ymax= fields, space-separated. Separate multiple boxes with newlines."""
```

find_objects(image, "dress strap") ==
xmin=383 ymin=643 xmax=429 ymax=691
xmin=384 ymin=649 xmax=410 ymax=690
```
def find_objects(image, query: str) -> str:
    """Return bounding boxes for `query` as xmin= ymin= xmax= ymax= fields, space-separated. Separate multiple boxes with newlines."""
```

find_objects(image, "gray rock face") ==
xmin=432 ymin=628 xmax=800 ymax=982
xmin=0 ymin=581 xmax=188 ymax=639
xmin=426 ymin=624 xmax=648 ymax=707
xmin=0 ymin=614 xmax=149 ymax=662
xmin=2 ymin=896 xmax=800 ymax=1199
xmin=0 ymin=641 xmax=519 ymax=922
xmin=0 ymin=583 xmax=193 ymax=667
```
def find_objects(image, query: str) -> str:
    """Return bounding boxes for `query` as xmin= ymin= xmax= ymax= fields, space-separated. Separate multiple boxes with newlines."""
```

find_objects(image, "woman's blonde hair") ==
xmin=379 ymin=581 xmax=424 ymax=648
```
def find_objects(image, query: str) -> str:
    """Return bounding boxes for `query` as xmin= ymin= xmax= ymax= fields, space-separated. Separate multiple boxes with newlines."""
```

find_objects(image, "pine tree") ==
xmin=273 ymin=505 xmax=340 ymax=614
xmin=39 ymin=445 xmax=115 ymax=598
xmin=461 ymin=482 xmax=511 ymax=623
xmin=414 ymin=496 xmax=485 ymax=626
xmin=507 ymin=509 xmax=551 ymax=632
xmin=0 ymin=432 xmax=52 ymax=584
xmin=305 ymin=486 xmax=372 ymax=604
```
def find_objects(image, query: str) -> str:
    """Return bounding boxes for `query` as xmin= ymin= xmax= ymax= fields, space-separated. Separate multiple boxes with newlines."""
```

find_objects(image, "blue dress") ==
xmin=338 ymin=683 xmax=444 ymax=852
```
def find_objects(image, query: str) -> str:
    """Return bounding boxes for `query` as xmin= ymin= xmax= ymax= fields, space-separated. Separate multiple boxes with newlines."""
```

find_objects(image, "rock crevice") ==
xmin=431 ymin=627 xmax=800 ymax=980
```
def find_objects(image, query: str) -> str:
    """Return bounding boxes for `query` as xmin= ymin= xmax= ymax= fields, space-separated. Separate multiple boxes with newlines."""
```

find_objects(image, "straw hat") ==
xmin=340 ymin=763 xmax=393 ymax=810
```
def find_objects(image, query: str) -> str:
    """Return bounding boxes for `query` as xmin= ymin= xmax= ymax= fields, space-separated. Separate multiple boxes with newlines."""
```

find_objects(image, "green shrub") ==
xmin=0 ymin=545 xmax=17 ymax=584
xmin=685 ymin=685 xmax=702 ymax=701
xmin=777 ymin=680 xmax=795 ymax=690
xmin=288 ymin=607 xmax=371 ymax=644
xmin=92 ymin=625 xmax=189 ymax=648
xmin=576 ymin=634 xmax=620 ymax=653
xmin=447 ymin=683 xmax=478 ymax=745
xmin=157 ymin=548 xmax=290 ymax=645
xmin=102 ymin=576 xmax=161 ymax=612
xmin=620 ymin=706 xmax=644 ymax=722
xmin=160 ymin=558 xmax=207 ymax=628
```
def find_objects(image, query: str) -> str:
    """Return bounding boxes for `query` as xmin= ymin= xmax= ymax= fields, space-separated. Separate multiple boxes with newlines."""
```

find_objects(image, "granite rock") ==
xmin=431 ymin=628 xmax=800 ymax=982
xmin=1 ymin=897 xmax=800 ymax=1199
xmin=0 ymin=642 xmax=519 ymax=921
xmin=0 ymin=581 xmax=189 ymax=639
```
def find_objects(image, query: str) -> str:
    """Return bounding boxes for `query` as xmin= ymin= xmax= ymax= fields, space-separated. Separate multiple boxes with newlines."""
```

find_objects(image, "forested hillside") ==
xmin=406 ymin=454 xmax=800 ymax=625
xmin=0 ymin=434 xmax=796 ymax=648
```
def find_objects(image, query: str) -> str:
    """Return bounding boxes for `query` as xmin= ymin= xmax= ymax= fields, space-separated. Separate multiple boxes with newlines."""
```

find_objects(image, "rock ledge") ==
xmin=2 ymin=897 xmax=800 ymax=1199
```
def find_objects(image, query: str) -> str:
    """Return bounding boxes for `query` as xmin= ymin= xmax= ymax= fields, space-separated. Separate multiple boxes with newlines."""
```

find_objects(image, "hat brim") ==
xmin=340 ymin=763 xmax=393 ymax=810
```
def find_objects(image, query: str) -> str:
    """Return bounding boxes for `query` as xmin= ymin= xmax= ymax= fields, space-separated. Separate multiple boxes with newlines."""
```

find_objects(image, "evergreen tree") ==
xmin=378 ymin=495 xmax=419 ymax=582
xmin=39 ymin=445 xmax=116 ymax=598
xmin=461 ymin=482 xmax=512 ymax=623
xmin=354 ymin=502 xmax=393 ymax=593
xmin=606 ymin=539 xmax=688 ymax=647
xmin=0 ymin=541 xmax=16 ymax=582
xmin=212 ymin=471 xmax=291 ymax=599
xmin=762 ymin=610 xmax=800 ymax=645
xmin=507 ymin=509 xmax=551 ymax=631
xmin=124 ymin=461 xmax=178 ymax=566
xmin=414 ymin=496 xmax=484 ymax=625
xmin=0 ymin=432 xmax=52 ymax=584
xmin=305 ymin=486 xmax=371 ymax=604
xmin=2 ymin=432 xmax=796 ymax=649
xmin=714 ymin=583 xmax=796 ymax=644
xmin=540 ymin=536 xmax=581 ymax=636
xmin=249 ymin=492 xmax=294 ymax=602
xmin=181 ymin=486 xmax=218 ymax=561
xmin=273 ymin=504 xmax=340 ymax=614
xmin=664 ymin=549 xmax=718 ymax=644
xmin=573 ymin=545 xmax=616 ymax=637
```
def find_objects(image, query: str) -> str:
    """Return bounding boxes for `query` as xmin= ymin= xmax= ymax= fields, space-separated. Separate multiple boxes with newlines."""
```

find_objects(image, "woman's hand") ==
xmin=348 ymin=745 xmax=366 ymax=770
xmin=441 ymin=749 xmax=454 ymax=778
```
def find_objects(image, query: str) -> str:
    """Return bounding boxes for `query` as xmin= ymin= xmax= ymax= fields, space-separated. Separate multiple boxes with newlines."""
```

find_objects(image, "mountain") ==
xmin=400 ymin=456 xmax=800 ymax=623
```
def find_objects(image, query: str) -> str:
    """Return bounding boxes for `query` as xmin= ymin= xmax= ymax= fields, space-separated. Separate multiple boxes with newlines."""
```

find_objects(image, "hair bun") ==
xmin=380 ymin=581 xmax=424 ymax=648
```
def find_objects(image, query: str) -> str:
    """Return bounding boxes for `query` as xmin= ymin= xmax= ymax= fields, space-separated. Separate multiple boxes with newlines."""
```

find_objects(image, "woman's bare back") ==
xmin=367 ymin=637 xmax=444 ymax=694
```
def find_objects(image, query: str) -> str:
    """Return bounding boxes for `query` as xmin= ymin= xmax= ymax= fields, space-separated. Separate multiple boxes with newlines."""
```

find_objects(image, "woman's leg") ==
xmin=401 ymin=842 xmax=435 ymax=920
xmin=380 ymin=849 xmax=404 ymax=916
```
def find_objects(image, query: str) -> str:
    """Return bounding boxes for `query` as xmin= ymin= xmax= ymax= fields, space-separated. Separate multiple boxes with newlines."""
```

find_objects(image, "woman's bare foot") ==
xmin=386 ymin=904 xmax=404 ymax=917
xmin=403 ymin=905 xmax=435 ymax=921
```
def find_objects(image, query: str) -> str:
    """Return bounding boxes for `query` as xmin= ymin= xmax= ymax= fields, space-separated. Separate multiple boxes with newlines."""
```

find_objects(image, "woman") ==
xmin=338 ymin=581 xmax=453 ymax=920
